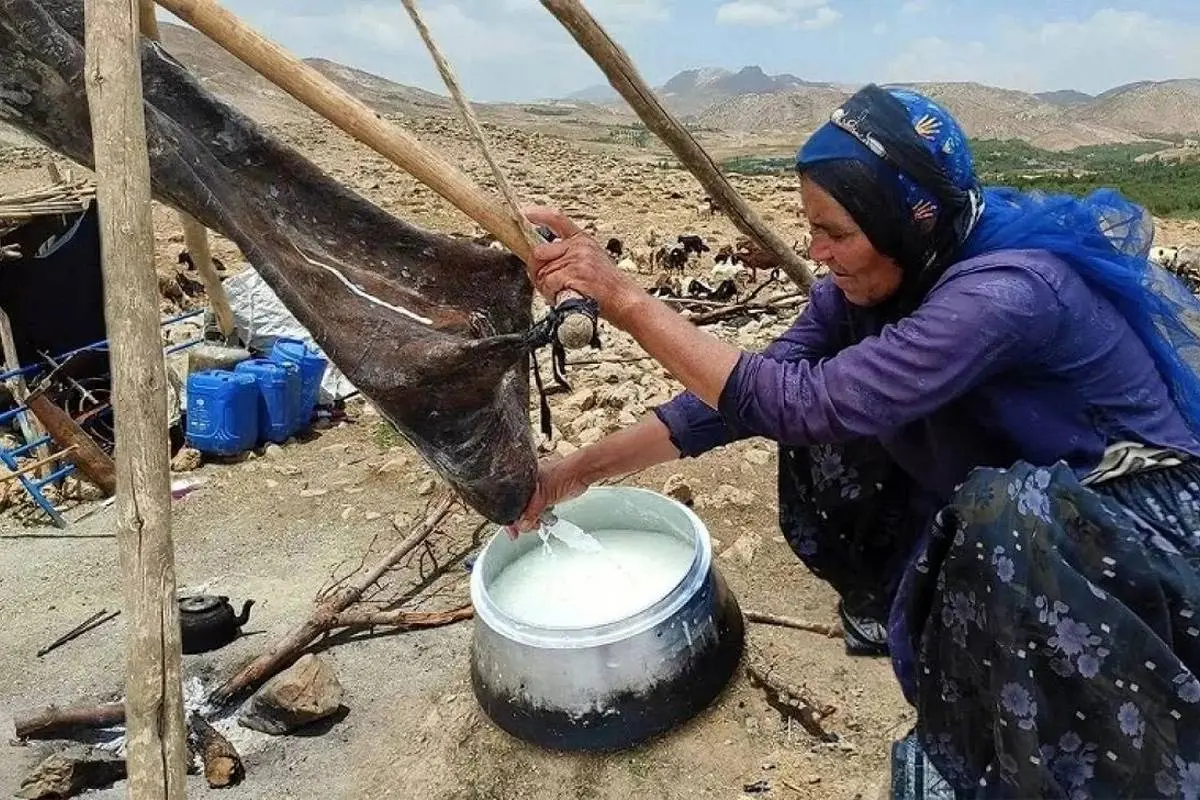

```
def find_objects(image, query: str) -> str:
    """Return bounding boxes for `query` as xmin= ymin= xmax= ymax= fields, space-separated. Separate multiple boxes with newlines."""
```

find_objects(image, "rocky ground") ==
xmin=2 ymin=107 xmax=1200 ymax=799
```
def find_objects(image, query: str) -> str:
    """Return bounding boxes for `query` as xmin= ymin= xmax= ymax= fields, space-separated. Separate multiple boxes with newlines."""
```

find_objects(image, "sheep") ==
xmin=1150 ymin=246 xmax=1179 ymax=269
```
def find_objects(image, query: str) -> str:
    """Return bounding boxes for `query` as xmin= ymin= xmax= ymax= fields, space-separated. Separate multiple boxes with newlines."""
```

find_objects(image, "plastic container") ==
xmin=185 ymin=370 xmax=259 ymax=455
xmin=234 ymin=358 xmax=302 ymax=444
xmin=269 ymin=337 xmax=327 ymax=431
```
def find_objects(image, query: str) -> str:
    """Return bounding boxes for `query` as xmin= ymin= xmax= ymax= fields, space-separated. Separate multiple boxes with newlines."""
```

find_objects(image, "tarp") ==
xmin=223 ymin=267 xmax=358 ymax=405
xmin=0 ymin=0 xmax=540 ymax=523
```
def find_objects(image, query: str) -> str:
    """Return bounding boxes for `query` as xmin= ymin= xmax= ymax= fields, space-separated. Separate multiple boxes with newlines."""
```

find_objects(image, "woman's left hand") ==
xmin=522 ymin=206 xmax=648 ymax=329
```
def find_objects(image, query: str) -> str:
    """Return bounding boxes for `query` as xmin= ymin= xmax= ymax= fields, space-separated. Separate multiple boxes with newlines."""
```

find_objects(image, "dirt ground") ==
xmin=2 ymin=97 xmax=1199 ymax=799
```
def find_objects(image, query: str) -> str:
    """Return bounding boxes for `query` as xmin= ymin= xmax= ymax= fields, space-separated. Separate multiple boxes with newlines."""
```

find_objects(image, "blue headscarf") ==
xmin=794 ymin=83 xmax=1200 ymax=437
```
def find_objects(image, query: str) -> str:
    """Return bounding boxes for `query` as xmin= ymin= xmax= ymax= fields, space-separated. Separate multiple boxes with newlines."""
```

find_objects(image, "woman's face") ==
xmin=800 ymin=176 xmax=903 ymax=306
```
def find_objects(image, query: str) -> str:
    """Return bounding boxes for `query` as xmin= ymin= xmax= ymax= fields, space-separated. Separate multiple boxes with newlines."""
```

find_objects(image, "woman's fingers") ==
xmin=523 ymin=206 xmax=584 ymax=242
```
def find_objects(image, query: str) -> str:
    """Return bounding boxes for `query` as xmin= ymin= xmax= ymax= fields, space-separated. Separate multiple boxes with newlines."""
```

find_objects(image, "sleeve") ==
xmin=716 ymin=265 xmax=1062 ymax=446
xmin=653 ymin=278 xmax=845 ymax=457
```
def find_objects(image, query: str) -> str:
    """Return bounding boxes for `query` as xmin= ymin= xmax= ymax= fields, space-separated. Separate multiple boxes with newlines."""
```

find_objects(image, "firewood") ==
xmin=187 ymin=712 xmax=243 ymax=788
xmin=14 ymin=702 xmax=126 ymax=741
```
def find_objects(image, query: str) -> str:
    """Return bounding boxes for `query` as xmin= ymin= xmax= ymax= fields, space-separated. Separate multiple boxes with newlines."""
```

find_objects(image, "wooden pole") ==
xmin=25 ymin=387 xmax=118 ymax=495
xmin=153 ymin=0 xmax=594 ymax=348
xmin=539 ymin=0 xmax=816 ymax=290
xmin=137 ymin=0 xmax=235 ymax=339
xmin=152 ymin=0 xmax=529 ymax=264
xmin=84 ymin=0 xmax=188 ymax=797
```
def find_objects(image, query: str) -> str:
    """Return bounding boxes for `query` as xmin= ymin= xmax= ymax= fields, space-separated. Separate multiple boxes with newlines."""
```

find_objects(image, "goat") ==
xmin=656 ymin=245 xmax=688 ymax=272
xmin=1150 ymin=246 xmax=1179 ymax=269
xmin=731 ymin=237 xmax=781 ymax=284
xmin=605 ymin=237 xmax=624 ymax=260
xmin=177 ymin=250 xmax=227 ymax=274
xmin=677 ymin=234 xmax=710 ymax=257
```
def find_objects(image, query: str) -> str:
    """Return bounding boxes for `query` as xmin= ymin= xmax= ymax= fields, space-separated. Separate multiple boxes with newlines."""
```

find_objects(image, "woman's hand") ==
xmin=506 ymin=455 xmax=593 ymax=537
xmin=523 ymin=206 xmax=648 ymax=329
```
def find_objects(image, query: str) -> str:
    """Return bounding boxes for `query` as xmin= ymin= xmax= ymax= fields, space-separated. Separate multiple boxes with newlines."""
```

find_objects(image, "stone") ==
xmin=364 ymin=511 xmax=383 ymax=521
xmin=16 ymin=750 xmax=126 ymax=799
xmin=564 ymin=387 xmax=597 ymax=412
xmin=299 ymin=488 xmax=329 ymax=498
xmin=416 ymin=478 xmax=436 ymax=496
xmin=555 ymin=439 xmax=579 ymax=457
xmin=576 ymin=426 xmax=605 ymax=445
xmin=171 ymin=447 xmax=203 ymax=473
xmin=263 ymin=443 xmax=284 ymax=460
xmin=663 ymin=474 xmax=694 ymax=506
xmin=743 ymin=448 xmax=771 ymax=466
xmin=376 ymin=456 xmax=409 ymax=475
xmin=722 ymin=533 xmax=762 ymax=566
xmin=238 ymin=653 xmax=344 ymax=735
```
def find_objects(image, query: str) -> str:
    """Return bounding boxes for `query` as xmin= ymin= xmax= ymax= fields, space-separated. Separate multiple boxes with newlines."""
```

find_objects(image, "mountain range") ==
xmin=568 ymin=66 xmax=1200 ymax=150
xmin=132 ymin=28 xmax=1200 ymax=153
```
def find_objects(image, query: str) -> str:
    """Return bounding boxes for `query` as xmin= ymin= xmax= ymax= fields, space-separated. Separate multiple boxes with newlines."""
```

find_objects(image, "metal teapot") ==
xmin=178 ymin=594 xmax=254 ymax=654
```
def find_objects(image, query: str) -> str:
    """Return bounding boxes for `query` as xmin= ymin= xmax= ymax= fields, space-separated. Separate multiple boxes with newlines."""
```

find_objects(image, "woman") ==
xmin=516 ymin=84 xmax=1200 ymax=798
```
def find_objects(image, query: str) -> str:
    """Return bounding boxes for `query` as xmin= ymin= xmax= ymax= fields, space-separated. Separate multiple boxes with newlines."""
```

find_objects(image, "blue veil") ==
xmin=796 ymin=84 xmax=1200 ymax=437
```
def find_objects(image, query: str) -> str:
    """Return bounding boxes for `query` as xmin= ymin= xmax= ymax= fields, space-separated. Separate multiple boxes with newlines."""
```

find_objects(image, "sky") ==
xmin=158 ymin=0 xmax=1200 ymax=102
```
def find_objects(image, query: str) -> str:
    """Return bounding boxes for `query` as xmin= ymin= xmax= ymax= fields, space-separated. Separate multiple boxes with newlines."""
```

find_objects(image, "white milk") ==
xmin=489 ymin=528 xmax=695 ymax=628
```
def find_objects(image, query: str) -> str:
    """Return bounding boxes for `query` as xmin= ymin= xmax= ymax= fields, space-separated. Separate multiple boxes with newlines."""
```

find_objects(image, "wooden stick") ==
xmin=137 ymin=0 xmax=236 ymax=339
xmin=0 ymin=445 xmax=76 ymax=483
xmin=209 ymin=492 xmax=459 ymax=704
xmin=14 ymin=702 xmax=127 ymax=740
xmin=399 ymin=0 xmax=594 ymax=350
xmin=745 ymin=647 xmax=837 ymax=742
xmin=539 ymin=0 xmax=815 ymax=291
xmin=25 ymin=388 xmax=117 ymax=495
xmin=329 ymin=604 xmax=473 ymax=630
xmin=153 ymin=0 xmax=524 ymax=267
xmin=744 ymin=609 xmax=843 ymax=638
xmin=84 ymin=1 xmax=188 ymax=797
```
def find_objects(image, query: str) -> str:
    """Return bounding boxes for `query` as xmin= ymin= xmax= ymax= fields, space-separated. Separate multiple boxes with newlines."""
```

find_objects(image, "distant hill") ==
xmin=1074 ymin=79 xmax=1200 ymax=137
xmin=1035 ymin=89 xmax=1094 ymax=107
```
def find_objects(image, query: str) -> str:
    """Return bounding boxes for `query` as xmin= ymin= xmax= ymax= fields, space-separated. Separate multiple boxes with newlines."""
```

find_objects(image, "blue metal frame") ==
xmin=0 ymin=404 xmax=72 ymax=527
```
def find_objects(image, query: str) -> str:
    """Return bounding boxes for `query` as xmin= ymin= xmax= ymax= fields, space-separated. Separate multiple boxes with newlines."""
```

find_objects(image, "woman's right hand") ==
xmin=507 ymin=455 xmax=593 ymax=537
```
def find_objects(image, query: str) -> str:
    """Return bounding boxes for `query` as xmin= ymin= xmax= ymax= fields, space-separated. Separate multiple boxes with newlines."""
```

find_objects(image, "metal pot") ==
xmin=469 ymin=486 xmax=744 ymax=752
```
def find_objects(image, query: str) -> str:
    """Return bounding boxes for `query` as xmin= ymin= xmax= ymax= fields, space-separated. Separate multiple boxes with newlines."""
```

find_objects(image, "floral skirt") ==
xmin=778 ymin=442 xmax=1200 ymax=799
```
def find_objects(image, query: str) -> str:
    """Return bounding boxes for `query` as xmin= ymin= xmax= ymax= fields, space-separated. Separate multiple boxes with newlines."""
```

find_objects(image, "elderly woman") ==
xmin=517 ymin=84 xmax=1200 ymax=798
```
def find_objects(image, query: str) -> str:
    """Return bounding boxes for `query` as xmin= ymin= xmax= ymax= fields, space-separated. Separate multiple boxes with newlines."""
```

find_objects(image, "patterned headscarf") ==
xmin=795 ymin=84 xmax=986 ymax=311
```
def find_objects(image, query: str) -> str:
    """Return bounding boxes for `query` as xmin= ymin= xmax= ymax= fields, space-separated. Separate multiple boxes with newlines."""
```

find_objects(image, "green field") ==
xmin=721 ymin=140 xmax=1200 ymax=218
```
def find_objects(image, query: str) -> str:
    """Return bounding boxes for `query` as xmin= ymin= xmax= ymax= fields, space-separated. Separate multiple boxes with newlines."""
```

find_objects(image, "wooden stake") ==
xmin=84 ymin=0 xmax=188 ymax=797
xmin=539 ymin=0 xmax=816 ymax=290
xmin=137 ymin=0 xmax=235 ymax=339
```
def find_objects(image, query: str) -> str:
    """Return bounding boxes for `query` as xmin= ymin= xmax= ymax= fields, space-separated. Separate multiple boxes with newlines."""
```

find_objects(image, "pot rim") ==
xmin=470 ymin=486 xmax=713 ymax=649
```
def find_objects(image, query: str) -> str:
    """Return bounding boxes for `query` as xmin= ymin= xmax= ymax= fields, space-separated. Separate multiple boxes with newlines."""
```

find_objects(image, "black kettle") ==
xmin=178 ymin=594 xmax=254 ymax=654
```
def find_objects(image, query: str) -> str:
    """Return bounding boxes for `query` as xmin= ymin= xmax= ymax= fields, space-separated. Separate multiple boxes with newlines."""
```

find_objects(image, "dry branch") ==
xmin=25 ymin=388 xmax=117 ymax=495
xmin=688 ymin=292 xmax=805 ymax=326
xmin=14 ymin=703 xmax=126 ymax=741
xmin=329 ymin=604 xmax=473 ymax=631
xmin=209 ymin=492 xmax=460 ymax=704
xmin=745 ymin=647 xmax=838 ymax=742
xmin=539 ymin=0 xmax=815 ymax=291
xmin=744 ymin=609 xmax=843 ymax=638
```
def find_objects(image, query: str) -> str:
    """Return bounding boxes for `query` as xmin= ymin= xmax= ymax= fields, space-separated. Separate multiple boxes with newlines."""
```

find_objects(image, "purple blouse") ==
xmin=654 ymin=249 xmax=1200 ymax=500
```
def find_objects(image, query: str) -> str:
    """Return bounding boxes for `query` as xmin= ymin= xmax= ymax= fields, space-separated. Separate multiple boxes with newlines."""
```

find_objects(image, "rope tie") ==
xmin=524 ymin=297 xmax=601 ymax=439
